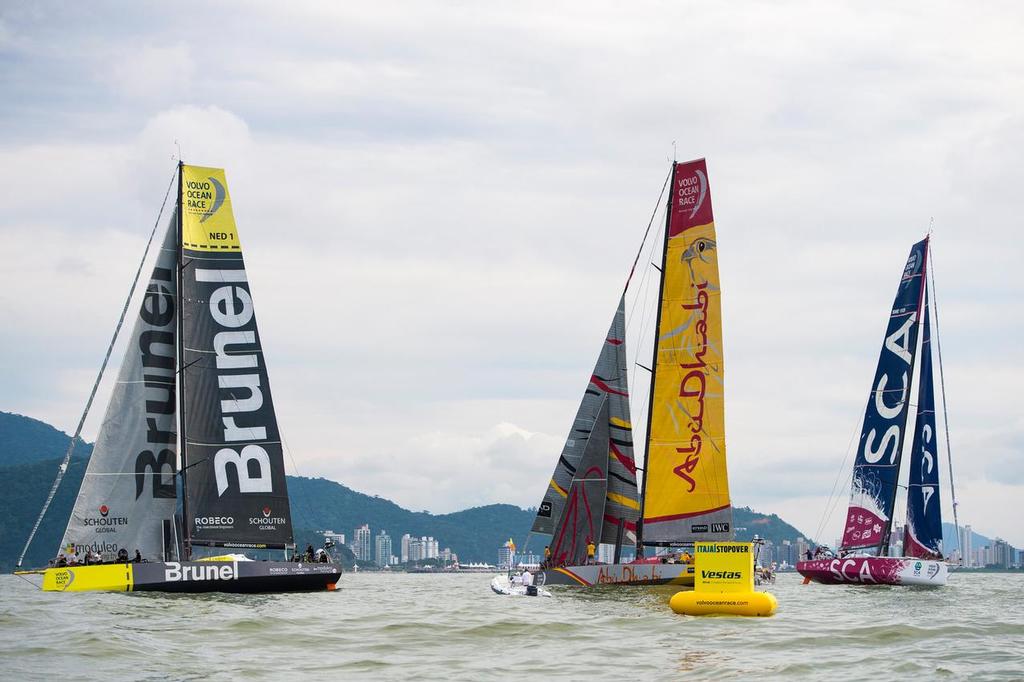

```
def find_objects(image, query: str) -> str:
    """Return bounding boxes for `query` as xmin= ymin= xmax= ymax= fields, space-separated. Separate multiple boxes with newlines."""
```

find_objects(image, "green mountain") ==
xmin=0 ymin=411 xmax=92 ymax=466
xmin=733 ymin=506 xmax=810 ymax=546
xmin=0 ymin=456 xmax=89 ymax=571
xmin=0 ymin=410 xmax=819 ymax=571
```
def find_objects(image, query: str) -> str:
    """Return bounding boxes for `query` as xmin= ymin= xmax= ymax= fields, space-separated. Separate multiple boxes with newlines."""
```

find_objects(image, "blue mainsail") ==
xmin=903 ymin=282 xmax=943 ymax=559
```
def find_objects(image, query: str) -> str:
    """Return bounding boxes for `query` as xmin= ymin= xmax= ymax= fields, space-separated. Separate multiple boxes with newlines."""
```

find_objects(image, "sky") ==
xmin=1 ymin=2 xmax=1022 ymax=548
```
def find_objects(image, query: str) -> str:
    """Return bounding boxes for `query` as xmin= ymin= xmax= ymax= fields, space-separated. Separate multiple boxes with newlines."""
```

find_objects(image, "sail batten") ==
xmin=841 ymin=238 xmax=928 ymax=555
xmin=640 ymin=159 xmax=732 ymax=545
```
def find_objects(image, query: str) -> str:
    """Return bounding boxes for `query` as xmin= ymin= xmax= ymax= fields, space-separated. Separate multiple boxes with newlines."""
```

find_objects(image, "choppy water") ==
xmin=1 ymin=572 xmax=1022 ymax=680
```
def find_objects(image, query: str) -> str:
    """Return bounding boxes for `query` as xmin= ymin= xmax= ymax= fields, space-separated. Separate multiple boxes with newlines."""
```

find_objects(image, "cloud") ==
xmin=1 ymin=2 xmax=1023 ymax=548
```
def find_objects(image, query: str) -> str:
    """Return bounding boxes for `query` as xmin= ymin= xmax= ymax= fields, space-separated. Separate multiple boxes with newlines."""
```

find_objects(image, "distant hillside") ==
xmin=0 ymin=411 xmax=92 ymax=466
xmin=733 ymin=506 xmax=810 ymax=545
xmin=943 ymin=522 xmax=993 ymax=551
xmin=286 ymin=476 xmax=535 ymax=564
xmin=0 ymin=456 xmax=88 ymax=571
xmin=0 ymin=410 xmax=854 ymax=571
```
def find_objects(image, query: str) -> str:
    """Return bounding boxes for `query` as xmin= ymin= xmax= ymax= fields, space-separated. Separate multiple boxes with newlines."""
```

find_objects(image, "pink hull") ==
xmin=797 ymin=557 xmax=947 ymax=586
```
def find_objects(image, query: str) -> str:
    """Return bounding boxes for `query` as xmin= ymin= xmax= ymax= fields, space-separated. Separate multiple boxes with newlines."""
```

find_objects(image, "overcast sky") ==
xmin=2 ymin=2 xmax=1022 ymax=548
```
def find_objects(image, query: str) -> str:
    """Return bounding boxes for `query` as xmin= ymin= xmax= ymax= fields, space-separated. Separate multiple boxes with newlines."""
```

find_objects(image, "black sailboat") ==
xmin=16 ymin=163 xmax=340 ymax=593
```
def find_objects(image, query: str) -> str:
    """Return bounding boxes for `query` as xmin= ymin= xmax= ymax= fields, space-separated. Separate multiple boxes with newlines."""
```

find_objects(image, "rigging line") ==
xmin=813 ymin=410 xmax=864 ymax=545
xmin=279 ymin=426 xmax=316 ymax=536
xmin=16 ymin=165 xmax=178 ymax=569
xmin=928 ymin=240 xmax=962 ymax=559
xmin=623 ymin=165 xmax=672 ymax=295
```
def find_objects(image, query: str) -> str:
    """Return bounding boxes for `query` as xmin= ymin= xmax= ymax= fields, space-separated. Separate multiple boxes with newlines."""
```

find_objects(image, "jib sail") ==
xmin=530 ymin=296 xmax=639 ymax=544
xmin=59 ymin=220 xmax=180 ymax=562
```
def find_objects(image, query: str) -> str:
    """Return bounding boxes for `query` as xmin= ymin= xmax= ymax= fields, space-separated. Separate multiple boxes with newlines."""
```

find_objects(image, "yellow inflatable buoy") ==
xmin=669 ymin=588 xmax=778 ymax=616
xmin=668 ymin=542 xmax=777 ymax=617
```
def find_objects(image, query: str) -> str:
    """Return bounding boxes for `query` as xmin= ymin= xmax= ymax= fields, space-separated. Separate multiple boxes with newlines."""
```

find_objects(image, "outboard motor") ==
xmin=526 ymin=584 xmax=538 ymax=596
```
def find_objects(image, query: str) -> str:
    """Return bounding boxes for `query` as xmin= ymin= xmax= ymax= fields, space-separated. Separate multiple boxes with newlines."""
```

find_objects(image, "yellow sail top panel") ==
xmin=181 ymin=165 xmax=241 ymax=251
xmin=642 ymin=159 xmax=731 ymax=544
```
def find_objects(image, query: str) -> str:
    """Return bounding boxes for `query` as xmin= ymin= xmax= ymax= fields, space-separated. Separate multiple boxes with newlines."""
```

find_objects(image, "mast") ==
xmin=878 ymin=237 xmax=929 ymax=556
xmin=176 ymin=160 xmax=191 ymax=561
xmin=635 ymin=161 xmax=676 ymax=556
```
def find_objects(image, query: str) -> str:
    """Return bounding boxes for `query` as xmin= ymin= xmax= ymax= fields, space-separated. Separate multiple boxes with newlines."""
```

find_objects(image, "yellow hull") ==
xmin=42 ymin=564 xmax=134 ymax=592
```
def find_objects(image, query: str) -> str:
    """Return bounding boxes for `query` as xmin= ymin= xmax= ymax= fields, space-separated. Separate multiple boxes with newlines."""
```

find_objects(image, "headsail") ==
xmin=59 ymin=219 xmax=180 ymax=562
xmin=549 ymin=399 xmax=610 ymax=566
xmin=530 ymin=296 xmax=639 ymax=544
xmin=640 ymin=158 xmax=731 ymax=545
xmin=903 ymin=282 xmax=943 ymax=559
xmin=841 ymin=238 xmax=928 ymax=554
xmin=178 ymin=165 xmax=294 ymax=550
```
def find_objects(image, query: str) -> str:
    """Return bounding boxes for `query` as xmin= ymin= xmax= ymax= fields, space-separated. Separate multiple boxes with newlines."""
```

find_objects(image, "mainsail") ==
xmin=59 ymin=220 xmax=180 ymax=562
xmin=530 ymin=296 xmax=639 ymax=544
xmin=640 ymin=158 xmax=731 ymax=545
xmin=903 ymin=283 xmax=943 ymax=559
xmin=178 ymin=164 xmax=294 ymax=550
xmin=841 ymin=238 xmax=928 ymax=554
xmin=549 ymin=399 xmax=610 ymax=566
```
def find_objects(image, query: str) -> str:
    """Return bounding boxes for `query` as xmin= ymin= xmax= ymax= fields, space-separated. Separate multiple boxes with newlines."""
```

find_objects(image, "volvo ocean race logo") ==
xmin=677 ymin=168 xmax=708 ymax=219
xmin=84 ymin=504 xmax=128 ymax=532
xmin=185 ymin=176 xmax=226 ymax=223
xmin=250 ymin=506 xmax=287 ymax=531
xmin=164 ymin=560 xmax=239 ymax=583
xmin=901 ymin=249 xmax=921 ymax=288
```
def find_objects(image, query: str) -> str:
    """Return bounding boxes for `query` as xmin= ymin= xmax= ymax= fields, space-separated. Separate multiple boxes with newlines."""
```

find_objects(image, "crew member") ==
xmin=586 ymin=538 xmax=596 ymax=565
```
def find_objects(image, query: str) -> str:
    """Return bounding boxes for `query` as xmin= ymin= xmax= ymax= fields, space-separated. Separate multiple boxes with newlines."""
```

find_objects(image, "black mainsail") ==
xmin=178 ymin=164 xmax=293 ymax=552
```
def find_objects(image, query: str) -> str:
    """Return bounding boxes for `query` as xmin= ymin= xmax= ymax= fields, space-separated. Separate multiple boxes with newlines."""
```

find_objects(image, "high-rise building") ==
xmin=993 ymin=538 xmax=1012 ymax=569
xmin=375 ymin=530 xmax=392 ymax=567
xmin=498 ymin=545 xmax=512 ymax=569
xmin=959 ymin=525 xmax=973 ymax=567
xmin=353 ymin=524 xmax=371 ymax=561
xmin=401 ymin=534 xmax=412 ymax=563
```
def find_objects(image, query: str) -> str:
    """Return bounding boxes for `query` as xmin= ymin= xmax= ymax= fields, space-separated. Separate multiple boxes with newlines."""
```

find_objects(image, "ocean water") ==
xmin=1 ymin=571 xmax=1021 ymax=680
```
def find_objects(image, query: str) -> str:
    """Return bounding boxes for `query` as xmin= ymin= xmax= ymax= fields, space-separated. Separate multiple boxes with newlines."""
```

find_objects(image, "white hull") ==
xmin=490 ymin=575 xmax=551 ymax=597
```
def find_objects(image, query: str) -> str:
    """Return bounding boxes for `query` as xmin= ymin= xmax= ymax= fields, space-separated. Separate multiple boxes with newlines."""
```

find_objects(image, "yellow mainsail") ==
xmin=640 ymin=158 xmax=732 ymax=545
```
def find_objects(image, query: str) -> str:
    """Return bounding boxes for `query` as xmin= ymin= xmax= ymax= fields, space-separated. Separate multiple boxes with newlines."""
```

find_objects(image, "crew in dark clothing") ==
xmin=117 ymin=548 xmax=130 ymax=563
xmin=305 ymin=544 xmax=314 ymax=562
xmin=133 ymin=549 xmax=142 ymax=563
